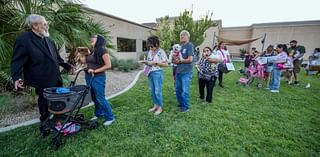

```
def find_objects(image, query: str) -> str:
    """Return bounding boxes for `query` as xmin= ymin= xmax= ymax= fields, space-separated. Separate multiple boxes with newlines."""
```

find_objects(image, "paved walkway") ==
xmin=0 ymin=70 xmax=142 ymax=133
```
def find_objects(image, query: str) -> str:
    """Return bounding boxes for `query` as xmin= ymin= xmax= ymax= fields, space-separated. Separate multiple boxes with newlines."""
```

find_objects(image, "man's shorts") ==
xmin=293 ymin=59 xmax=303 ymax=73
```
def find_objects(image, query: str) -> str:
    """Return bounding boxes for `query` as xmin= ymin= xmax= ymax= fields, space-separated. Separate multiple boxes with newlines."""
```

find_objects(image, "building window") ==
xmin=142 ymin=40 xmax=147 ymax=51
xmin=117 ymin=37 xmax=136 ymax=52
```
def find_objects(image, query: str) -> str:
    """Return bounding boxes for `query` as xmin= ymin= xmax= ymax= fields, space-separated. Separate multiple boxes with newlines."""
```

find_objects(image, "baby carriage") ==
xmin=43 ymin=68 xmax=98 ymax=150
xmin=237 ymin=60 xmax=265 ymax=88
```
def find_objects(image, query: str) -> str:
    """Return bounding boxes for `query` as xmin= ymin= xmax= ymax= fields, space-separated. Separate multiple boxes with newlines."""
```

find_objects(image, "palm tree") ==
xmin=0 ymin=0 xmax=112 ymax=89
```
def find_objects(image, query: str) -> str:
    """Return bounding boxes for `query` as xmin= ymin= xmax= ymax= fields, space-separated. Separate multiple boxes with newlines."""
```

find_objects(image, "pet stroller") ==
xmin=237 ymin=61 xmax=265 ymax=88
xmin=306 ymin=51 xmax=320 ymax=75
xmin=43 ymin=68 xmax=98 ymax=150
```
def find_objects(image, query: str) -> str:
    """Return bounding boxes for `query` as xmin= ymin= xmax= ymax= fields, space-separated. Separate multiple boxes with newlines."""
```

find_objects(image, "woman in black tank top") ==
xmin=85 ymin=35 xmax=115 ymax=126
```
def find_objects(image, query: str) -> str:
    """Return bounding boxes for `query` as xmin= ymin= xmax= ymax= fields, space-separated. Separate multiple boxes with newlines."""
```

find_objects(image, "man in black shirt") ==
xmin=11 ymin=14 xmax=72 ymax=137
xmin=288 ymin=40 xmax=306 ymax=84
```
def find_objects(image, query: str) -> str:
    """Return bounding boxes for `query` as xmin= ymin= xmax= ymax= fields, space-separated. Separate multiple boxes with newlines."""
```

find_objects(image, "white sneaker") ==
xmin=103 ymin=119 xmax=115 ymax=126
xmin=270 ymin=90 xmax=279 ymax=93
xmin=90 ymin=116 xmax=98 ymax=120
xmin=305 ymin=83 xmax=311 ymax=88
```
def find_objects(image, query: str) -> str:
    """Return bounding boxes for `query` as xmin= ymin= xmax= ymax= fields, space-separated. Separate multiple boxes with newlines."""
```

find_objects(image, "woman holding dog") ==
xmin=145 ymin=35 xmax=168 ymax=115
xmin=196 ymin=47 xmax=222 ymax=103
xmin=86 ymin=35 xmax=114 ymax=126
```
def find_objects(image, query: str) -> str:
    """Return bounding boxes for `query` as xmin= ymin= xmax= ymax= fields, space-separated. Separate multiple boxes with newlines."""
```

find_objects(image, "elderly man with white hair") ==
xmin=11 ymin=14 xmax=73 ymax=138
xmin=172 ymin=30 xmax=194 ymax=112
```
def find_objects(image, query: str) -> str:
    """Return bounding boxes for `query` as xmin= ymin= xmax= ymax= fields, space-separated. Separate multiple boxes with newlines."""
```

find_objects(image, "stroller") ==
xmin=306 ymin=49 xmax=320 ymax=75
xmin=237 ymin=60 xmax=265 ymax=88
xmin=43 ymin=68 xmax=98 ymax=150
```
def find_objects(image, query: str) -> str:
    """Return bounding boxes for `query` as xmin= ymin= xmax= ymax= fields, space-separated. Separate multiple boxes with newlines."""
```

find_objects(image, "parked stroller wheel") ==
xmin=88 ymin=120 xmax=99 ymax=130
xmin=78 ymin=113 xmax=85 ymax=119
xmin=76 ymin=114 xmax=85 ymax=122
xmin=52 ymin=137 xmax=62 ymax=150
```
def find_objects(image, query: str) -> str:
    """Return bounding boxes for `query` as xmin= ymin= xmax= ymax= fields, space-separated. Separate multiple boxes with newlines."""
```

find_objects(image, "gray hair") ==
xmin=25 ymin=14 xmax=45 ymax=30
xmin=180 ymin=30 xmax=190 ymax=38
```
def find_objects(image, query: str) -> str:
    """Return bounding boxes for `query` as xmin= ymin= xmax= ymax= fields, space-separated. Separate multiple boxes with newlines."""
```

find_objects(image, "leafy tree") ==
xmin=156 ymin=10 xmax=216 ymax=52
xmin=155 ymin=16 xmax=173 ymax=52
xmin=0 ymin=0 xmax=112 ymax=89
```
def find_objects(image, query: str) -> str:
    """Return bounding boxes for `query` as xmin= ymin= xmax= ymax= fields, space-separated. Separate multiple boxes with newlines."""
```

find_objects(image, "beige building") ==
xmin=200 ymin=20 xmax=320 ymax=60
xmin=88 ymin=8 xmax=319 ymax=60
xmin=86 ymin=8 xmax=156 ymax=60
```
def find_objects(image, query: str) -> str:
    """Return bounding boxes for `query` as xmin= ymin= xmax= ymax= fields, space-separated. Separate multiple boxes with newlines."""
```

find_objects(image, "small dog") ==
xmin=74 ymin=47 xmax=90 ymax=72
xmin=171 ymin=44 xmax=183 ymax=63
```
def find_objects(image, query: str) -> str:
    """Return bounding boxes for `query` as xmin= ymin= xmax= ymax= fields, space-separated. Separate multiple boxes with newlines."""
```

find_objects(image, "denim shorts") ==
xmin=265 ymin=65 xmax=273 ymax=73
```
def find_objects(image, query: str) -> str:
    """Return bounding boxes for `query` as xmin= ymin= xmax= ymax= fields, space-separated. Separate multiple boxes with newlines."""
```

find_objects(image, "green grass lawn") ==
xmin=1 ymin=63 xmax=319 ymax=156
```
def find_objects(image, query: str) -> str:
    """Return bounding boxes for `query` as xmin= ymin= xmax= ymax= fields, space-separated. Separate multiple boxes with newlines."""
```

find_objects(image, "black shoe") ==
xmin=40 ymin=128 xmax=50 ymax=139
xmin=39 ymin=124 xmax=51 ymax=139
xmin=294 ymin=81 xmax=299 ymax=85
xmin=219 ymin=84 xmax=224 ymax=88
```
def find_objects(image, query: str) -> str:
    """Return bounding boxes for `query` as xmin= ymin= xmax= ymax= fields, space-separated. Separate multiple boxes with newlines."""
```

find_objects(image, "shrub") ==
xmin=111 ymin=57 xmax=119 ymax=70
xmin=139 ymin=52 xmax=147 ymax=60
xmin=111 ymin=58 xmax=140 ymax=72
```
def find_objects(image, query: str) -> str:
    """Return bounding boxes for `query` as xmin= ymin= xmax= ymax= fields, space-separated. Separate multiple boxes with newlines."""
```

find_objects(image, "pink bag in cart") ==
xmin=238 ymin=77 xmax=250 ymax=85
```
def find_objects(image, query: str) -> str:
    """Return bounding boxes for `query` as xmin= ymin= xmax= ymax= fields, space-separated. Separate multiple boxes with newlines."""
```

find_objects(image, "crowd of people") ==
xmin=10 ymin=14 xmax=313 ymax=138
xmin=243 ymin=40 xmax=307 ymax=93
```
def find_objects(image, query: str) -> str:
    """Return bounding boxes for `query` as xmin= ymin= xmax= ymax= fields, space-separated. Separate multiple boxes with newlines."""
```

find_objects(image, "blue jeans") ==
xmin=85 ymin=74 xmax=114 ymax=121
xmin=269 ymin=65 xmax=281 ymax=91
xmin=148 ymin=70 xmax=163 ymax=107
xmin=175 ymin=72 xmax=193 ymax=110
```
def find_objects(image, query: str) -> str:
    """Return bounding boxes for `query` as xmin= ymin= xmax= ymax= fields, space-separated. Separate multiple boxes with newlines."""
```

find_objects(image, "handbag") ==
xmin=218 ymin=63 xmax=230 ymax=73
xmin=217 ymin=49 xmax=230 ymax=73
xmin=143 ymin=65 xmax=152 ymax=77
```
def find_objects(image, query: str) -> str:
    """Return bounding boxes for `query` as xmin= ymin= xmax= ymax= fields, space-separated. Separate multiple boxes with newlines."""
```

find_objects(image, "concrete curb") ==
xmin=0 ymin=70 xmax=143 ymax=133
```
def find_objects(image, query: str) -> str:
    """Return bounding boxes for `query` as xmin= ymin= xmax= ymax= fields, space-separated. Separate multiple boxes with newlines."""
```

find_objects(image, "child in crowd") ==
xmin=261 ymin=45 xmax=275 ymax=88
xmin=269 ymin=44 xmax=288 ymax=93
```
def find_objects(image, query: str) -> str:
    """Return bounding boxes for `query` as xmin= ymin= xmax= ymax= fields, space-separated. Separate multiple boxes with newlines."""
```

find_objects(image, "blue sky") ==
xmin=81 ymin=0 xmax=319 ymax=27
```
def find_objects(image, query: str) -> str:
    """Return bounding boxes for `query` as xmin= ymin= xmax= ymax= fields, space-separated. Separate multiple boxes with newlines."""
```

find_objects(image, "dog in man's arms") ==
xmin=74 ymin=47 xmax=90 ymax=72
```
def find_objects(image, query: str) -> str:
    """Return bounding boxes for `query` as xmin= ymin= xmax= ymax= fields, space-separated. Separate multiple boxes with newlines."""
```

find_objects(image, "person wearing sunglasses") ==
xmin=145 ymin=36 xmax=168 ymax=115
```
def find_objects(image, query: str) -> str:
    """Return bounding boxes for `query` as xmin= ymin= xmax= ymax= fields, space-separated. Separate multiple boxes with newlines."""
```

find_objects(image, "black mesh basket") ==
xmin=44 ymin=85 xmax=91 ymax=114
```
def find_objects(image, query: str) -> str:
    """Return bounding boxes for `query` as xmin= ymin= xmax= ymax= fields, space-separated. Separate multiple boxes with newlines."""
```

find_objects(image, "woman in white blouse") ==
xmin=214 ymin=41 xmax=231 ymax=88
